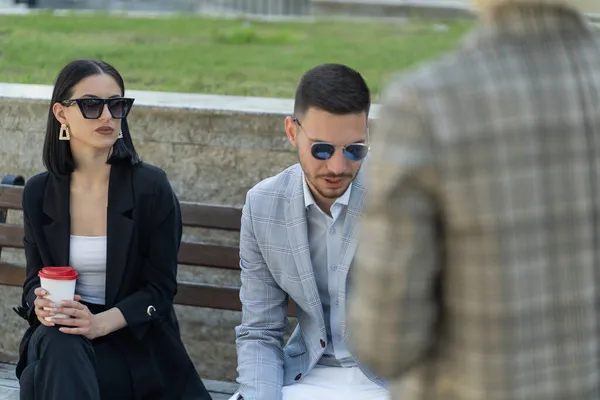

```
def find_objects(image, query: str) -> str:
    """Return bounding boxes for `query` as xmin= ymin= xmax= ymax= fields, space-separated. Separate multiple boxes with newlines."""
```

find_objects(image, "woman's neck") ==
xmin=70 ymin=146 xmax=112 ymax=188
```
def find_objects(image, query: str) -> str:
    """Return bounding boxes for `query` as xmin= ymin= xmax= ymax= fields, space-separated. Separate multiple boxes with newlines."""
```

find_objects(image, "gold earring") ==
xmin=59 ymin=124 xmax=70 ymax=141
xmin=117 ymin=130 xmax=123 ymax=139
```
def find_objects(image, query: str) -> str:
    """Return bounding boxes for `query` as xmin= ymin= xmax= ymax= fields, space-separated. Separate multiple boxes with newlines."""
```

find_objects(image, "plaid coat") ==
xmin=348 ymin=6 xmax=600 ymax=400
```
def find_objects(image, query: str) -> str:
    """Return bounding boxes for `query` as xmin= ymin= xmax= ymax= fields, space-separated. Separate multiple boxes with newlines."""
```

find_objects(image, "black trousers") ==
xmin=19 ymin=306 xmax=134 ymax=400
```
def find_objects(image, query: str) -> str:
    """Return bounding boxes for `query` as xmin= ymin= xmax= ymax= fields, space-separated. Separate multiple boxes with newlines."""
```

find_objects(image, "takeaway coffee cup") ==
xmin=38 ymin=266 xmax=78 ymax=322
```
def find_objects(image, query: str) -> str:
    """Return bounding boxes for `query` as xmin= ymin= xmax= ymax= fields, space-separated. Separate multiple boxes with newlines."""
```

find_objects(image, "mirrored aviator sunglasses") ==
xmin=61 ymin=97 xmax=135 ymax=120
xmin=311 ymin=142 xmax=370 ymax=161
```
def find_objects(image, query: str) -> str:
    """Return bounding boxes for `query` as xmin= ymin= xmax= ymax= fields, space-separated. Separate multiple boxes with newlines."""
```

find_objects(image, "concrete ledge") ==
xmin=0 ymin=83 xmax=295 ymax=116
xmin=1 ymin=2 xmax=598 ymax=23
xmin=312 ymin=0 xmax=600 ymax=22
xmin=0 ymin=83 xmax=382 ymax=116
xmin=312 ymin=0 xmax=474 ymax=19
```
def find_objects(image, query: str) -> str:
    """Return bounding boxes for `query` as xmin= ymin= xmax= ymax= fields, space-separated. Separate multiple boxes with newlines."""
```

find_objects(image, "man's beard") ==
xmin=304 ymin=171 xmax=355 ymax=199
xmin=298 ymin=152 xmax=356 ymax=199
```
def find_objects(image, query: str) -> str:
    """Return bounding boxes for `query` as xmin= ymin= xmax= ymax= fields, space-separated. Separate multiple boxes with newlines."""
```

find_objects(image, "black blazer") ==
xmin=14 ymin=163 xmax=211 ymax=400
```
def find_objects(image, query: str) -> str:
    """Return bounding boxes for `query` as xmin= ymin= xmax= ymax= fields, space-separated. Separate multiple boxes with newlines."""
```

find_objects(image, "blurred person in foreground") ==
xmin=347 ymin=0 xmax=600 ymax=399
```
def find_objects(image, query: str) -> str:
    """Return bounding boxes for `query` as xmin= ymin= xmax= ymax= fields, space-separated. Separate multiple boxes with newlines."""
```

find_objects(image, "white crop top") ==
xmin=69 ymin=235 xmax=107 ymax=305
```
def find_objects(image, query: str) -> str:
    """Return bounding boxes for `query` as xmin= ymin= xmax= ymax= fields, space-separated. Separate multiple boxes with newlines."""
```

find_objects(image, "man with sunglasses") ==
xmin=230 ymin=64 xmax=390 ymax=400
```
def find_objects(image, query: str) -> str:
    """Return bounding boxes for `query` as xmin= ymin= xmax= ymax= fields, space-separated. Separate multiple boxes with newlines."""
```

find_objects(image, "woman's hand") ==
xmin=51 ymin=297 xmax=105 ymax=340
xmin=33 ymin=287 xmax=55 ymax=327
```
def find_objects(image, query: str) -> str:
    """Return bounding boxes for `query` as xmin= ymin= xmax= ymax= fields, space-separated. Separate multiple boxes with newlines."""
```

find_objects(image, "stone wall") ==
xmin=0 ymin=92 xmax=299 ymax=206
xmin=0 ymin=84 xmax=302 ymax=382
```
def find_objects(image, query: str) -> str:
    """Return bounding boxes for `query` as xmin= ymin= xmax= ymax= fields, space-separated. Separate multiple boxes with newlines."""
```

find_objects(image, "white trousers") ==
xmin=229 ymin=365 xmax=390 ymax=400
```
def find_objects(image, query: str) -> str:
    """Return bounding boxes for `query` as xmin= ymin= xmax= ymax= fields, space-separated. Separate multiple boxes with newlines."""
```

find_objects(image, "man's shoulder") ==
xmin=246 ymin=164 xmax=300 ymax=202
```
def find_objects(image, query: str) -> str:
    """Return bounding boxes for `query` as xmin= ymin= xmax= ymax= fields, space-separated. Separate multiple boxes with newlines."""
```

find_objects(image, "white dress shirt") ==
xmin=303 ymin=174 xmax=356 ymax=367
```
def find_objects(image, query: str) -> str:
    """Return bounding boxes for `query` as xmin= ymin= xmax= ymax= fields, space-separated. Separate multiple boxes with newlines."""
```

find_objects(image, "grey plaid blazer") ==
xmin=234 ymin=163 xmax=382 ymax=400
xmin=348 ymin=6 xmax=600 ymax=400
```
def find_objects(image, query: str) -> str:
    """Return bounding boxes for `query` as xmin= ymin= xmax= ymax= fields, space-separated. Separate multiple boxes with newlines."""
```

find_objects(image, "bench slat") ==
xmin=180 ymin=202 xmax=241 ymax=231
xmin=0 ymin=185 xmax=243 ymax=232
xmin=0 ymin=263 xmax=22 ymax=287
xmin=175 ymin=282 xmax=241 ymax=310
xmin=0 ymin=224 xmax=240 ymax=270
xmin=0 ymin=225 xmax=22 ymax=249
xmin=0 ymin=262 xmax=239 ymax=309
xmin=0 ymin=185 xmax=23 ymax=210
xmin=178 ymin=242 xmax=239 ymax=269
xmin=177 ymin=282 xmax=296 ymax=316
xmin=0 ymin=263 xmax=296 ymax=316
xmin=0 ymin=184 xmax=300 ymax=318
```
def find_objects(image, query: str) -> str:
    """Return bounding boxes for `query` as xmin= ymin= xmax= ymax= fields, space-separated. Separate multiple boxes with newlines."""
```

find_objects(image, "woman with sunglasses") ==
xmin=13 ymin=59 xmax=212 ymax=400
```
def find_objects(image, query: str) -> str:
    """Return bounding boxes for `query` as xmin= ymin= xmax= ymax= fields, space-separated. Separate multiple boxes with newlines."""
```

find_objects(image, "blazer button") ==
xmin=320 ymin=339 xmax=326 ymax=348
xmin=147 ymin=305 xmax=156 ymax=317
xmin=294 ymin=373 xmax=302 ymax=381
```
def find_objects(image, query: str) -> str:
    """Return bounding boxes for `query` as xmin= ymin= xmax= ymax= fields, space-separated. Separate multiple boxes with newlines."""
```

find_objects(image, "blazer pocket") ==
xmin=284 ymin=339 xmax=307 ymax=357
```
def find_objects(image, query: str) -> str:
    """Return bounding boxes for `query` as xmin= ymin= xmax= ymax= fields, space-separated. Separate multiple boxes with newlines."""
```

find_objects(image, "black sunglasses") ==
xmin=294 ymin=118 xmax=370 ymax=161
xmin=61 ymin=97 xmax=134 ymax=120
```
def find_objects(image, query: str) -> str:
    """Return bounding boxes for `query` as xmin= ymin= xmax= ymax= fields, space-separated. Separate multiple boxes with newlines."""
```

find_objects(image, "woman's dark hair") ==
xmin=43 ymin=59 xmax=141 ymax=176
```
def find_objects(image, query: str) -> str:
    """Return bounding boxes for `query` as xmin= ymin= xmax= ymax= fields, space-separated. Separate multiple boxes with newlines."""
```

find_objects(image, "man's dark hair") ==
xmin=43 ymin=59 xmax=141 ymax=176
xmin=293 ymin=63 xmax=371 ymax=117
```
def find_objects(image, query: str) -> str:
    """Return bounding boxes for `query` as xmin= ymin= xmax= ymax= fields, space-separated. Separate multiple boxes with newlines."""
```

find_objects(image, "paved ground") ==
xmin=0 ymin=363 xmax=18 ymax=400
xmin=0 ymin=362 xmax=236 ymax=400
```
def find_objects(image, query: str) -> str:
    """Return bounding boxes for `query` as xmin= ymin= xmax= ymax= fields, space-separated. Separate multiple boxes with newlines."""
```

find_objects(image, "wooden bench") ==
xmin=0 ymin=175 xmax=294 ymax=399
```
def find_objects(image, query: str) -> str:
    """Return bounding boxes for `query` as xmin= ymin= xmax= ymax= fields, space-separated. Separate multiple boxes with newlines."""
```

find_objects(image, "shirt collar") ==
xmin=302 ymin=172 xmax=352 ymax=210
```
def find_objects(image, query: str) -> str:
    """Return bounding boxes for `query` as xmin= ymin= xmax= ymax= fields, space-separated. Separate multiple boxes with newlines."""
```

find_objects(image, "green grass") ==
xmin=0 ymin=12 xmax=472 ymax=98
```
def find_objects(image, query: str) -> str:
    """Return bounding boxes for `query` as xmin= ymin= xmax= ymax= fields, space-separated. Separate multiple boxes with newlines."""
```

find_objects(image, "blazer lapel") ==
xmin=105 ymin=165 xmax=135 ymax=307
xmin=284 ymin=166 xmax=325 ymax=324
xmin=338 ymin=166 xmax=367 ymax=351
xmin=339 ymin=165 xmax=367 ymax=285
xmin=42 ymin=174 xmax=71 ymax=266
